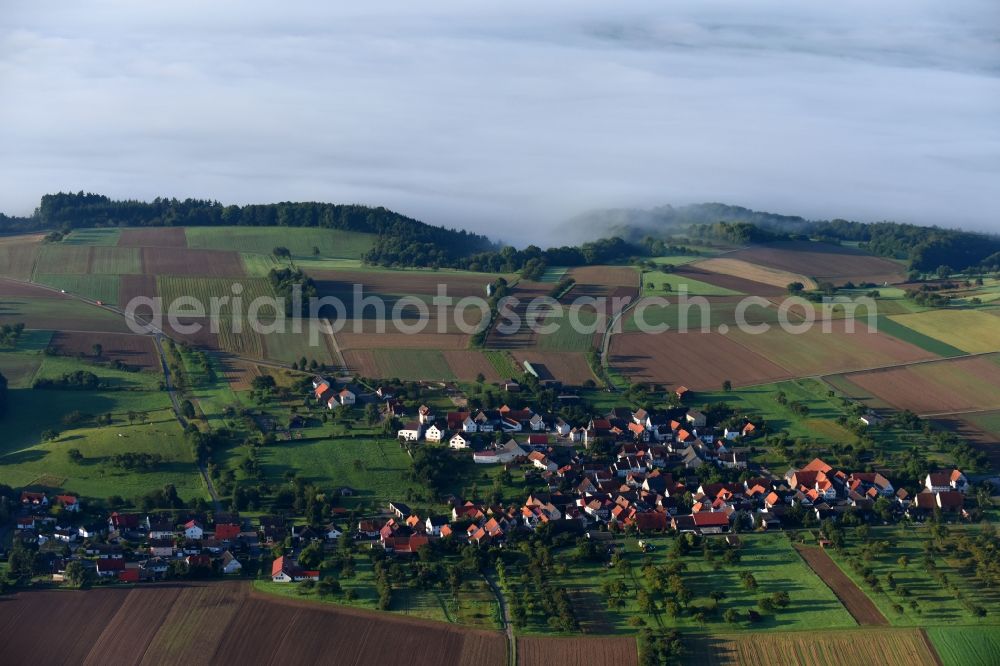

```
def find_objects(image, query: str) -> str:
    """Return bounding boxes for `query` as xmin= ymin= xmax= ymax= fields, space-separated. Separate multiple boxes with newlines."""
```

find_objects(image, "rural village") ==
xmin=3 ymin=371 xmax=982 ymax=591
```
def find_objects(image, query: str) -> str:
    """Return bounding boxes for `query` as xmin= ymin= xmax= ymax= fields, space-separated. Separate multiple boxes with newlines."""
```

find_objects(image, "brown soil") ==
xmin=795 ymin=545 xmax=888 ymax=625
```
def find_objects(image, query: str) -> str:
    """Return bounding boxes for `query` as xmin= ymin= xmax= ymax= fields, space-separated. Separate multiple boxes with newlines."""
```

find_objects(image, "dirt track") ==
xmin=795 ymin=545 xmax=888 ymax=626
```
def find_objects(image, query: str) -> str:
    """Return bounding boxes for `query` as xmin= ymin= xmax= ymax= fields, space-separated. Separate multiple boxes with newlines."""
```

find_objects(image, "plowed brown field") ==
xmin=795 ymin=545 xmax=887 ymax=625
xmin=49 ymin=331 xmax=159 ymax=370
xmin=518 ymin=636 xmax=637 ymax=666
xmin=834 ymin=354 xmax=1000 ymax=415
xmin=142 ymin=247 xmax=245 ymax=277
xmin=119 ymin=227 xmax=188 ymax=247
xmin=0 ymin=583 xmax=507 ymax=666
xmin=609 ymin=329 xmax=790 ymax=390
xmin=724 ymin=241 xmax=907 ymax=285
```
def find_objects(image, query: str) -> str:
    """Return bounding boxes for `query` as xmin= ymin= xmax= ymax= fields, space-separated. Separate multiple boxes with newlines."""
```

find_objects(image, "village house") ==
xmin=183 ymin=520 xmax=205 ymax=540
xmin=424 ymin=423 xmax=445 ymax=443
xmin=925 ymin=470 xmax=968 ymax=493
xmin=271 ymin=556 xmax=319 ymax=583
xmin=55 ymin=495 xmax=80 ymax=512
xmin=149 ymin=538 xmax=175 ymax=558
xmin=221 ymin=551 xmax=243 ymax=574
xmin=397 ymin=421 xmax=423 ymax=442
xmin=473 ymin=439 xmax=527 ymax=464
xmin=449 ymin=432 xmax=472 ymax=450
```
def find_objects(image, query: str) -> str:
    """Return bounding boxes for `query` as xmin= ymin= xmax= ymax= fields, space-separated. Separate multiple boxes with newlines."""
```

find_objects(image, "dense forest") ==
xmin=2 ymin=193 xmax=998 ymax=274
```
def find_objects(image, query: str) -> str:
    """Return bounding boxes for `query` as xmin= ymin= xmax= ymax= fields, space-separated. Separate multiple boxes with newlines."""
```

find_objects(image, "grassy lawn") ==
xmin=185 ymin=226 xmax=375 ymax=259
xmin=254 ymin=564 xmax=500 ymax=629
xmin=698 ymin=379 xmax=854 ymax=445
xmin=0 ymin=411 xmax=207 ymax=502
xmin=926 ymin=626 xmax=1000 ymax=666
xmin=825 ymin=525 xmax=1000 ymax=627
xmin=0 ymin=330 xmax=51 ymax=387
xmin=256 ymin=437 xmax=421 ymax=512
xmin=36 ymin=354 xmax=164 ymax=391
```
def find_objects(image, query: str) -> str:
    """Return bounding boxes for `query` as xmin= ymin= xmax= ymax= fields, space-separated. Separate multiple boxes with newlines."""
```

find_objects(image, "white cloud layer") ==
xmin=1 ymin=0 xmax=998 ymax=243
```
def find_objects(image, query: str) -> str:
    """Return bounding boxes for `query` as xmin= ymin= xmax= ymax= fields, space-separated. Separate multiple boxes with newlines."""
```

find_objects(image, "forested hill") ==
xmin=569 ymin=203 xmax=1000 ymax=274
xmin=0 ymin=192 xmax=498 ymax=267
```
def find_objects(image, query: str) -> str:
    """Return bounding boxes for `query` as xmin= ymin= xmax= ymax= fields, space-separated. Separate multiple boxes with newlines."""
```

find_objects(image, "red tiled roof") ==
xmin=692 ymin=512 xmax=729 ymax=527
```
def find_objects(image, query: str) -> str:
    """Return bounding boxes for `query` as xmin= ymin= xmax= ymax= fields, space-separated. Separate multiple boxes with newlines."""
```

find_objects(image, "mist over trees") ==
xmin=3 ymin=193 xmax=998 ymax=275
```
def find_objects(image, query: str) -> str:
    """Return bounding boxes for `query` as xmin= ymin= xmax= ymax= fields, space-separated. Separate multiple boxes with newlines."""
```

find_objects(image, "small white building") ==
xmin=183 ymin=520 xmax=204 ymax=540
xmin=425 ymin=424 xmax=445 ymax=443
xmin=398 ymin=422 xmax=423 ymax=442
xmin=449 ymin=433 xmax=471 ymax=450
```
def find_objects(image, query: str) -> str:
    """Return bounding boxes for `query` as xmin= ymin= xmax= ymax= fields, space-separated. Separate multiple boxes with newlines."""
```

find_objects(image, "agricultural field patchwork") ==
xmin=832 ymin=354 xmax=1000 ymax=415
xmin=725 ymin=319 xmax=935 ymax=377
xmin=889 ymin=309 xmax=1000 ymax=354
xmin=693 ymin=257 xmax=818 ymax=291
xmin=926 ymin=626 xmax=1000 ymax=666
xmin=185 ymin=226 xmax=376 ymax=259
xmin=33 ymin=244 xmax=92 ymax=275
xmin=683 ymin=628 xmax=940 ymax=666
xmin=33 ymin=274 xmax=121 ymax=304
xmin=48 ymin=330 xmax=160 ymax=370
xmin=369 ymin=349 xmax=456 ymax=381
xmin=641 ymin=269 xmax=743 ymax=296
xmin=0 ymin=297 xmax=132 ymax=332
xmin=88 ymin=246 xmax=143 ymax=274
xmin=0 ymin=584 xmax=506 ymax=666
xmin=156 ymin=276 xmax=277 ymax=319
xmin=63 ymin=228 xmax=122 ymax=245
xmin=143 ymin=247 xmax=246 ymax=278
xmin=0 ymin=242 xmax=41 ymax=279
xmin=723 ymin=241 xmax=908 ymax=285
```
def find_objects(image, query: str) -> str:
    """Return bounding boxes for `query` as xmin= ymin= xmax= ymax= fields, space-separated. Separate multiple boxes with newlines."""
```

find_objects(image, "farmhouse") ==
xmin=424 ymin=424 xmax=445 ymax=443
xmin=271 ymin=556 xmax=319 ymax=583
xmin=449 ymin=432 xmax=471 ymax=449
xmin=397 ymin=421 xmax=423 ymax=442
xmin=925 ymin=470 xmax=968 ymax=493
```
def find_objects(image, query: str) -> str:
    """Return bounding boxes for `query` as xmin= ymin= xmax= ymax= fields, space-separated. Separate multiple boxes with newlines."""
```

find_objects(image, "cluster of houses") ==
xmin=311 ymin=377 xmax=356 ymax=410
xmin=10 ymin=491 xmax=353 ymax=584
xmin=393 ymin=402 xmax=753 ymax=472
xmin=360 ymin=454 xmax=971 ymax=555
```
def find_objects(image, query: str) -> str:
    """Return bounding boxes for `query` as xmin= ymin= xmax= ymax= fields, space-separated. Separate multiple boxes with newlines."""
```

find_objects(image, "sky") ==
xmin=1 ymin=0 xmax=998 ymax=244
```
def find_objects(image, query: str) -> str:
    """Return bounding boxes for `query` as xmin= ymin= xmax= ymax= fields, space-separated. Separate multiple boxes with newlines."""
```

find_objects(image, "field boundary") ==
xmin=794 ymin=544 xmax=887 ymax=626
